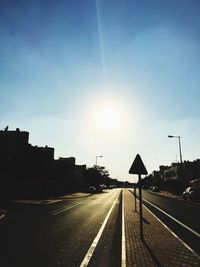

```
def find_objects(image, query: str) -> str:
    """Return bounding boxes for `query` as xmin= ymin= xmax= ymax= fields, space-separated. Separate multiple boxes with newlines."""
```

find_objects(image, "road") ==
xmin=0 ymin=189 xmax=122 ymax=267
xmin=1 ymin=188 xmax=199 ymax=266
xmin=136 ymin=189 xmax=200 ymax=256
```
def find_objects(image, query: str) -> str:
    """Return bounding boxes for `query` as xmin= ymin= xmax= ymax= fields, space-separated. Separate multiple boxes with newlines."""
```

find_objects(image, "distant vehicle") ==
xmin=151 ymin=186 xmax=159 ymax=192
xmin=189 ymin=179 xmax=200 ymax=187
xmin=148 ymin=186 xmax=154 ymax=190
xmin=99 ymin=184 xmax=107 ymax=189
xmin=88 ymin=186 xmax=96 ymax=193
xmin=182 ymin=187 xmax=200 ymax=201
xmin=109 ymin=184 xmax=117 ymax=189
xmin=96 ymin=185 xmax=104 ymax=192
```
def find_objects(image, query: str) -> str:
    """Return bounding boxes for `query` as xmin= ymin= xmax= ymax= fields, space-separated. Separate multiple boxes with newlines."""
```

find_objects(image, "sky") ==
xmin=0 ymin=0 xmax=200 ymax=182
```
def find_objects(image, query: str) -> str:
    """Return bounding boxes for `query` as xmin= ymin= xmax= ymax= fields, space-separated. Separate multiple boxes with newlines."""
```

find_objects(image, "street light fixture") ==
xmin=95 ymin=155 xmax=103 ymax=166
xmin=168 ymin=135 xmax=183 ymax=163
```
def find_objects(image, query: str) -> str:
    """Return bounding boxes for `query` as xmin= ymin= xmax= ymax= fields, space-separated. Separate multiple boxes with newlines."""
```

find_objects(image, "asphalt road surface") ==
xmin=0 ymin=189 xmax=122 ymax=267
xmin=135 ymin=189 xmax=200 ymax=256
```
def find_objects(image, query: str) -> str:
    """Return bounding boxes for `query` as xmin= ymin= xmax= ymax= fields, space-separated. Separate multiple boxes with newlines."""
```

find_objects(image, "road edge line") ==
xmin=142 ymin=196 xmax=200 ymax=238
xmin=121 ymin=189 xmax=126 ymax=267
xmin=80 ymin=190 xmax=120 ymax=267
xmin=142 ymin=200 xmax=200 ymax=261
xmin=129 ymin=189 xmax=200 ymax=238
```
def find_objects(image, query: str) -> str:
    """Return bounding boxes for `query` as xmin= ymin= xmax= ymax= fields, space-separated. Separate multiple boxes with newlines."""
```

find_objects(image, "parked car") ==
xmin=88 ymin=186 xmax=96 ymax=193
xmin=148 ymin=186 xmax=154 ymax=190
xmin=96 ymin=185 xmax=104 ymax=192
xmin=182 ymin=187 xmax=200 ymax=201
xmin=151 ymin=186 xmax=159 ymax=192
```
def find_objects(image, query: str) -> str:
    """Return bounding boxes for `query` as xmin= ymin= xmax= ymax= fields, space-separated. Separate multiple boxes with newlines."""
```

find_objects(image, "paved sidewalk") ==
xmin=124 ymin=189 xmax=200 ymax=267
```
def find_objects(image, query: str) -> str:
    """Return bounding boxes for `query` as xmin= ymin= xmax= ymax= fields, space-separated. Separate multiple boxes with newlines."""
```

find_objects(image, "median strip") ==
xmin=80 ymin=190 xmax=120 ymax=267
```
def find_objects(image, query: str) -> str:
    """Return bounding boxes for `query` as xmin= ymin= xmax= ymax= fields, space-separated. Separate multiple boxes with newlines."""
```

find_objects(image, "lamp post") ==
xmin=168 ymin=135 xmax=183 ymax=163
xmin=168 ymin=135 xmax=185 ymax=188
xmin=95 ymin=155 xmax=103 ymax=166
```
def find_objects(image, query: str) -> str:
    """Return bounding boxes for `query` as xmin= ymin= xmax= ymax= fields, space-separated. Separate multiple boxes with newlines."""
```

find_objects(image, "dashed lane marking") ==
xmin=0 ymin=214 xmax=5 ymax=220
xmin=51 ymin=202 xmax=83 ymax=215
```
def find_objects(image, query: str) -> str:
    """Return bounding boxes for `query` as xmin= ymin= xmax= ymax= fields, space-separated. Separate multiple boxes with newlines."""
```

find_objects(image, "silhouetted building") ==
xmin=163 ymin=163 xmax=179 ymax=181
xmin=158 ymin=160 xmax=200 ymax=190
xmin=28 ymin=145 xmax=54 ymax=163
xmin=0 ymin=128 xmax=54 ymax=181
xmin=0 ymin=128 xmax=87 ymax=198
xmin=0 ymin=128 xmax=29 ymax=162
xmin=51 ymin=157 xmax=76 ymax=180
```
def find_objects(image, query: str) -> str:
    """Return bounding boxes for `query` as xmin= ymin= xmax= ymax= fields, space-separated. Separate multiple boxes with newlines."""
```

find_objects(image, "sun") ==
xmin=96 ymin=106 xmax=121 ymax=132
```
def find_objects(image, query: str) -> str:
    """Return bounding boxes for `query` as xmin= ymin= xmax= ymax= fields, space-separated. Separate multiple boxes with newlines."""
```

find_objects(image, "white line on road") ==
xmin=0 ymin=209 xmax=6 ymax=220
xmin=121 ymin=190 xmax=126 ymax=267
xmin=143 ymin=203 xmax=200 ymax=261
xmin=0 ymin=214 xmax=5 ymax=220
xmin=51 ymin=202 xmax=83 ymax=215
xmin=80 ymin=190 xmax=120 ymax=267
xmin=142 ymin=196 xmax=200 ymax=239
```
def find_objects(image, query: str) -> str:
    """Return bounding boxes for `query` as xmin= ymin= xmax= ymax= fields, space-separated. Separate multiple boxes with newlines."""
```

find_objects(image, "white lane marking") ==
xmin=121 ymin=190 xmax=126 ymax=267
xmin=142 ymin=196 xmax=200 ymax=239
xmin=80 ymin=190 xmax=120 ymax=267
xmin=0 ymin=214 xmax=5 ymax=220
xmin=0 ymin=209 xmax=6 ymax=220
xmin=51 ymin=202 xmax=83 ymax=215
xmin=143 ymin=203 xmax=200 ymax=261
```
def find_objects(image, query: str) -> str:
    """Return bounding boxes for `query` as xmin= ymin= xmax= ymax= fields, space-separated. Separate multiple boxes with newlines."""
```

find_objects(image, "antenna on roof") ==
xmin=4 ymin=126 xmax=9 ymax=131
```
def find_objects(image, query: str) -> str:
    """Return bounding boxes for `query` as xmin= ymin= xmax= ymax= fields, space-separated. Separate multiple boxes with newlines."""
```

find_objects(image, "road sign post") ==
xmin=138 ymin=174 xmax=143 ymax=238
xmin=129 ymin=154 xmax=147 ymax=239
xmin=133 ymin=186 xmax=137 ymax=212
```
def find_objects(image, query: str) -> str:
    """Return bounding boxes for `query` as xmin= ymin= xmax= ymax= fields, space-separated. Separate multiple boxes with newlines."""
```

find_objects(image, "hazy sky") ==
xmin=1 ymin=0 xmax=200 ymax=182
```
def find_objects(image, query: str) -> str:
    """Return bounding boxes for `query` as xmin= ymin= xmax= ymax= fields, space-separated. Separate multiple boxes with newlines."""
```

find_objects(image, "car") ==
xmin=96 ymin=185 xmax=104 ymax=192
xmin=151 ymin=186 xmax=159 ymax=192
xmin=148 ymin=186 xmax=154 ymax=190
xmin=182 ymin=187 xmax=200 ymax=201
xmin=88 ymin=186 xmax=96 ymax=193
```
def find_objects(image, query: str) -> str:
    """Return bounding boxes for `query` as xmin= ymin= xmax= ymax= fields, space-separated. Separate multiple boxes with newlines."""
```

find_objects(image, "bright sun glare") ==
xmin=96 ymin=106 xmax=121 ymax=132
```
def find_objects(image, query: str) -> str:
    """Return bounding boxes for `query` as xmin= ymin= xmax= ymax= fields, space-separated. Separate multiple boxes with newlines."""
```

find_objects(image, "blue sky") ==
xmin=1 ymin=0 xmax=200 ymax=182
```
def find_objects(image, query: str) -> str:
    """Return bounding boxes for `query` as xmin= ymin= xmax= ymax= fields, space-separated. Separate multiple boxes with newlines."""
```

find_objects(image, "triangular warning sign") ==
xmin=129 ymin=154 xmax=148 ymax=175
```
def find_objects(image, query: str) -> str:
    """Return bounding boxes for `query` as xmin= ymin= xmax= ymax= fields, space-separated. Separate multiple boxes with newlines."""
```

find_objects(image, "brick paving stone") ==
xmin=124 ymin=189 xmax=200 ymax=267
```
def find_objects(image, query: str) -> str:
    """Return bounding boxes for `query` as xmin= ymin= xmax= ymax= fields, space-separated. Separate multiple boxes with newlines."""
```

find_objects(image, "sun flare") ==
xmin=96 ymin=106 xmax=121 ymax=132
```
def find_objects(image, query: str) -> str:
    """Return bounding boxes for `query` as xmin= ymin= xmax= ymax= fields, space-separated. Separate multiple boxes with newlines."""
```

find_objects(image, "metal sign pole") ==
xmin=138 ymin=174 xmax=143 ymax=239
xmin=134 ymin=186 xmax=137 ymax=212
xmin=129 ymin=154 xmax=147 ymax=240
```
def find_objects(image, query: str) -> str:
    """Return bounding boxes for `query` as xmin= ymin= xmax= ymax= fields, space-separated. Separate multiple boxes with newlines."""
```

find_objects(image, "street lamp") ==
xmin=95 ymin=155 xmax=103 ymax=166
xmin=168 ymin=135 xmax=183 ymax=163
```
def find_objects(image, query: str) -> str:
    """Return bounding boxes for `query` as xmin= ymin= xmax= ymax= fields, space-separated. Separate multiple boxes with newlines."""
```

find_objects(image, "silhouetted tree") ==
xmin=83 ymin=166 xmax=109 ymax=187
